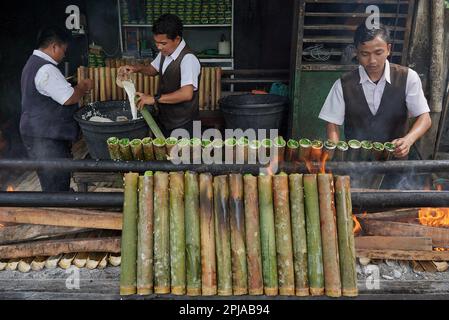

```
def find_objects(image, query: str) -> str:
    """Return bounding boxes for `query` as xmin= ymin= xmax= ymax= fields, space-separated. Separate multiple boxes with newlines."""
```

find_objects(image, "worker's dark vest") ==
xmin=20 ymin=54 xmax=79 ymax=141
xmin=158 ymin=45 xmax=201 ymax=130
xmin=341 ymin=63 xmax=409 ymax=142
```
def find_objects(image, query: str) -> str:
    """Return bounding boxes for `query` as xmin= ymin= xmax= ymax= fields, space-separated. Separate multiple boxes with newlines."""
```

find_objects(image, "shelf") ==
xmin=199 ymin=58 xmax=234 ymax=63
xmin=122 ymin=24 xmax=232 ymax=28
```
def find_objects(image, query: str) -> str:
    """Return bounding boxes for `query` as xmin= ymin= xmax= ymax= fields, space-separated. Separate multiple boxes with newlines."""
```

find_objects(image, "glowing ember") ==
xmin=320 ymin=152 xmax=329 ymax=175
xmin=353 ymin=215 xmax=362 ymax=235
xmin=6 ymin=186 xmax=14 ymax=192
xmin=418 ymin=208 xmax=449 ymax=228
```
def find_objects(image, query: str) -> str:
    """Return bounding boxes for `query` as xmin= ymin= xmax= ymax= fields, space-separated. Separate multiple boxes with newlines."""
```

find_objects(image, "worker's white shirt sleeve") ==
xmin=318 ymin=79 xmax=345 ymax=126
xmin=180 ymin=54 xmax=201 ymax=91
xmin=34 ymin=64 xmax=74 ymax=105
xmin=405 ymin=69 xmax=430 ymax=118
xmin=151 ymin=53 xmax=162 ymax=72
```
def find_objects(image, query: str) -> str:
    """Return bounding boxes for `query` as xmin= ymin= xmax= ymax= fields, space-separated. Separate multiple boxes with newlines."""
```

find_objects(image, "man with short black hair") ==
xmin=20 ymin=26 xmax=93 ymax=192
xmin=124 ymin=14 xmax=201 ymax=137
xmin=319 ymin=23 xmax=431 ymax=159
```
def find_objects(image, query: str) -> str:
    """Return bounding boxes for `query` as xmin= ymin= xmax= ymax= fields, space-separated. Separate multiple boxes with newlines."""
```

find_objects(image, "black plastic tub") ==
xmin=74 ymin=101 xmax=149 ymax=159
xmin=219 ymin=94 xmax=288 ymax=131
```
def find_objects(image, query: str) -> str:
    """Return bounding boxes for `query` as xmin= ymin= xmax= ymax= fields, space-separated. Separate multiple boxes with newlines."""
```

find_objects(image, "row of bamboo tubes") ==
xmin=199 ymin=67 xmax=222 ymax=111
xmin=120 ymin=172 xmax=358 ymax=297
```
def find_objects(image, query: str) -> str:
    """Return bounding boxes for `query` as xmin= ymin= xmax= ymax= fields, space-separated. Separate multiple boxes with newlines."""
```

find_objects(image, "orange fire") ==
xmin=304 ymin=159 xmax=316 ymax=174
xmin=320 ymin=153 xmax=329 ymax=175
xmin=353 ymin=215 xmax=362 ymax=235
xmin=6 ymin=186 xmax=14 ymax=192
xmin=418 ymin=208 xmax=449 ymax=228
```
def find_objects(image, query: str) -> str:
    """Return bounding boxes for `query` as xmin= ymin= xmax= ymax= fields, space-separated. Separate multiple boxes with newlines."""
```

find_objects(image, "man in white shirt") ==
xmin=319 ymin=23 xmax=431 ymax=159
xmin=124 ymin=14 xmax=201 ymax=137
xmin=20 ymin=26 xmax=93 ymax=192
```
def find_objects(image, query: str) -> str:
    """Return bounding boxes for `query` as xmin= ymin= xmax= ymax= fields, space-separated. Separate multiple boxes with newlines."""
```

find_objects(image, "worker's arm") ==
xmin=392 ymin=112 xmax=432 ymax=158
xmin=64 ymin=79 xmax=93 ymax=106
xmin=326 ymin=122 xmax=340 ymax=143
xmin=123 ymin=64 xmax=158 ymax=77
xmin=136 ymin=85 xmax=194 ymax=110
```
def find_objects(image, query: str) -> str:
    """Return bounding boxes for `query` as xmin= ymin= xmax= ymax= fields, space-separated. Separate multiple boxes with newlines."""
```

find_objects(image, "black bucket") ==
xmin=74 ymin=101 xmax=149 ymax=160
xmin=219 ymin=94 xmax=288 ymax=131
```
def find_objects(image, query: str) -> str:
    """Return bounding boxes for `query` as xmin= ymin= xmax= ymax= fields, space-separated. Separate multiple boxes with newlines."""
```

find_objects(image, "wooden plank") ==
xmin=355 ymin=236 xmax=433 ymax=251
xmin=355 ymin=208 xmax=419 ymax=221
xmin=0 ymin=208 xmax=123 ymax=230
xmin=356 ymin=249 xmax=449 ymax=261
xmin=0 ymin=224 xmax=90 ymax=245
xmin=0 ymin=237 xmax=121 ymax=259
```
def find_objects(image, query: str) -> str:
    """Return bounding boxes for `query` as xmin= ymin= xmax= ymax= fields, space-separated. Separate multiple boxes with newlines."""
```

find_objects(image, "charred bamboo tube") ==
xmin=130 ymin=139 xmax=144 ymax=161
xmin=214 ymin=175 xmax=232 ymax=296
xmin=204 ymin=67 xmax=211 ymax=110
xmin=144 ymin=75 xmax=150 ymax=95
xmin=165 ymin=137 xmax=178 ymax=160
xmin=273 ymin=136 xmax=286 ymax=163
xmin=236 ymin=137 xmax=249 ymax=164
xmin=373 ymin=142 xmax=386 ymax=161
xmin=111 ymin=68 xmax=117 ymax=100
xmin=107 ymin=137 xmax=121 ymax=161
xmin=348 ymin=140 xmax=361 ymax=161
xmin=105 ymin=67 xmax=112 ymax=101
xmin=215 ymin=67 xmax=222 ymax=108
xmin=142 ymin=138 xmax=155 ymax=161
xmin=289 ymin=174 xmax=309 ymax=296
xmin=243 ymin=174 xmax=263 ymax=295
xmin=323 ymin=140 xmax=336 ymax=162
xmin=199 ymin=67 xmax=205 ymax=110
xmin=153 ymin=138 xmax=167 ymax=161
xmin=137 ymin=172 xmax=154 ymax=295
xmin=199 ymin=173 xmax=217 ymax=296
xmin=335 ymin=176 xmax=358 ymax=297
xmin=119 ymin=138 xmax=133 ymax=161
xmin=248 ymin=140 xmax=261 ymax=164
xmin=310 ymin=140 xmax=323 ymax=163
xmin=191 ymin=138 xmax=202 ymax=164
xmin=318 ymin=174 xmax=342 ymax=297
xmin=169 ymin=172 xmax=186 ymax=295
xmin=185 ymin=172 xmax=201 ymax=296
xmin=360 ymin=141 xmax=373 ymax=162
xmin=299 ymin=138 xmax=312 ymax=162
xmin=258 ymin=174 xmax=278 ymax=296
xmin=384 ymin=142 xmax=396 ymax=161
xmin=120 ymin=172 xmax=139 ymax=296
xmin=335 ymin=141 xmax=349 ymax=161
xmin=224 ymin=138 xmax=237 ymax=164
xmin=229 ymin=174 xmax=248 ymax=296
xmin=303 ymin=174 xmax=324 ymax=296
xmin=154 ymin=172 xmax=170 ymax=294
xmin=273 ymin=173 xmax=295 ymax=296
xmin=286 ymin=139 xmax=299 ymax=162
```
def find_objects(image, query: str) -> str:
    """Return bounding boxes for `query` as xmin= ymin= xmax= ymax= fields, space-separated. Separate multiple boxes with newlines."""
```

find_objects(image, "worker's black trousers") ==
xmin=21 ymin=135 xmax=72 ymax=192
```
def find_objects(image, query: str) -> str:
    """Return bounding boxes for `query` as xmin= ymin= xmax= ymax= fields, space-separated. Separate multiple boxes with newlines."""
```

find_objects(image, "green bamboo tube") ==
xmin=260 ymin=139 xmax=273 ymax=164
xmin=140 ymin=107 xmax=165 ymax=141
xmin=120 ymin=172 xmax=139 ymax=296
xmin=177 ymin=138 xmax=191 ymax=162
xmin=137 ymin=172 xmax=154 ymax=295
xmin=214 ymin=175 xmax=233 ymax=296
xmin=318 ymin=174 xmax=342 ymax=298
xmin=107 ymin=137 xmax=121 ymax=161
xmin=286 ymin=139 xmax=299 ymax=162
xmin=248 ymin=140 xmax=261 ymax=164
xmin=258 ymin=174 xmax=278 ymax=296
xmin=212 ymin=139 xmax=224 ymax=163
xmin=310 ymin=140 xmax=323 ymax=163
xmin=130 ymin=139 xmax=144 ymax=161
xmin=154 ymin=172 xmax=170 ymax=294
xmin=360 ymin=140 xmax=373 ymax=161
xmin=273 ymin=136 xmax=286 ymax=163
xmin=334 ymin=176 xmax=358 ymax=297
xmin=153 ymin=138 xmax=167 ymax=161
xmin=229 ymin=174 xmax=248 ymax=296
xmin=323 ymin=140 xmax=336 ymax=162
xmin=236 ymin=137 xmax=249 ymax=164
xmin=384 ymin=142 xmax=396 ymax=161
xmin=334 ymin=141 xmax=349 ymax=161
xmin=273 ymin=173 xmax=295 ymax=296
xmin=303 ymin=174 xmax=324 ymax=296
xmin=142 ymin=138 xmax=155 ymax=161
xmin=299 ymin=138 xmax=312 ymax=162
xmin=243 ymin=174 xmax=263 ymax=295
xmin=348 ymin=140 xmax=362 ymax=161
xmin=224 ymin=138 xmax=237 ymax=164
xmin=288 ymin=174 xmax=309 ymax=296
xmin=165 ymin=137 xmax=178 ymax=160
xmin=191 ymin=138 xmax=203 ymax=164
xmin=199 ymin=173 xmax=217 ymax=296
xmin=185 ymin=172 xmax=201 ymax=296
xmin=169 ymin=172 xmax=186 ymax=295
xmin=119 ymin=138 xmax=133 ymax=161
xmin=373 ymin=142 xmax=386 ymax=161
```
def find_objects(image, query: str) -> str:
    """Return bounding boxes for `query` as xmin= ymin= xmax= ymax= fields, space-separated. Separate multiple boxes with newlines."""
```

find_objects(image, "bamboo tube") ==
xmin=348 ymin=140 xmax=361 ymax=161
xmin=109 ymin=253 xmax=121 ymax=267
xmin=111 ymin=68 xmax=118 ymax=100
xmin=117 ymin=70 xmax=124 ymax=101
xmin=335 ymin=176 xmax=358 ymax=297
xmin=258 ymin=174 xmax=278 ymax=296
xmin=130 ymin=139 xmax=144 ymax=161
xmin=236 ymin=137 xmax=249 ymax=164
xmin=310 ymin=140 xmax=323 ymax=163
xmin=272 ymin=173 xmax=295 ymax=296
xmin=384 ymin=142 xmax=396 ymax=161
xmin=107 ymin=137 xmax=121 ymax=161
xmin=169 ymin=172 xmax=186 ymax=295
xmin=224 ymin=138 xmax=237 ymax=164
xmin=18 ymin=257 xmax=34 ymax=273
xmin=137 ymin=172 xmax=154 ymax=295
xmin=31 ymin=256 xmax=47 ymax=271
xmin=303 ymin=174 xmax=324 ymax=296
xmin=299 ymin=138 xmax=312 ymax=162
xmin=150 ymin=76 xmax=155 ymax=96
xmin=105 ymin=67 xmax=112 ymax=101
xmin=177 ymin=138 xmax=191 ymax=162
xmin=212 ymin=139 xmax=224 ymax=163
xmin=142 ymin=138 xmax=155 ymax=161
xmin=286 ymin=139 xmax=299 ymax=162
xmin=155 ymin=75 xmax=160 ymax=95
xmin=318 ymin=174 xmax=342 ymax=298
xmin=191 ymin=138 xmax=202 ymax=164
xmin=373 ymin=142 xmax=385 ymax=161
xmin=273 ymin=136 xmax=286 ymax=163
xmin=289 ymin=174 xmax=309 ymax=296
xmin=260 ymin=139 xmax=273 ymax=164
xmin=204 ymin=67 xmax=211 ymax=110
xmin=153 ymin=138 xmax=167 ymax=161
xmin=120 ymin=172 xmax=139 ymax=296
xmin=215 ymin=67 xmax=222 ymax=108
xmin=45 ymin=254 xmax=62 ymax=269
xmin=99 ymin=67 xmax=106 ymax=101
xmin=248 ymin=140 xmax=261 ymax=164
xmin=59 ymin=252 xmax=76 ymax=269
xmin=214 ymin=175 xmax=233 ymax=296
xmin=166 ymin=137 xmax=178 ymax=160
xmin=138 ymin=73 xmax=144 ymax=94
xmin=243 ymin=174 xmax=263 ymax=295
xmin=335 ymin=141 xmax=348 ymax=161
xmin=141 ymin=108 xmax=165 ymax=140
xmin=154 ymin=172 xmax=170 ymax=294
xmin=323 ymin=140 xmax=337 ymax=162
xmin=119 ymin=138 xmax=133 ymax=161
xmin=229 ymin=174 xmax=248 ymax=296
xmin=185 ymin=172 xmax=202 ymax=296
xmin=199 ymin=67 xmax=205 ymax=110
xmin=78 ymin=67 xmax=84 ymax=106
xmin=144 ymin=75 xmax=150 ymax=95
xmin=6 ymin=259 xmax=19 ymax=271
xmin=211 ymin=67 xmax=217 ymax=111
xmin=199 ymin=173 xmax=217 ymax=296
xmin=360 ymin=141 xmax=373 ymax=161
xmin=89 ymin=67 xmax=94 ymax=103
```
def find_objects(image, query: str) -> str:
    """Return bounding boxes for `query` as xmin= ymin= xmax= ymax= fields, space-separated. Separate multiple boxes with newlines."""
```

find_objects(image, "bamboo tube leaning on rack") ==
xmin=119 ymin=138 xmax=133 ymax=161
xmin=286 ymin=139 xmax=299 ymax=162
xmin=299 ymin=138 xmax=312 ymax=162
xmin=323 ymin=140 xmax=336 ymax=162
xmin=334 ymin=141 xmax=348 ymax=161
xmin=310 ymin=140 xmax=323 ymax=163
xmin=142 ymin=138 xmax=155 ymax=161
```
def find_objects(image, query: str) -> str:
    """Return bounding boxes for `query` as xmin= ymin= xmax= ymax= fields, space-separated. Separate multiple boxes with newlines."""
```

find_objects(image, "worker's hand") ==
xmin=121 ymin=65 xmax=142 ymax=75
xmin=79 ymin=79 xmax=93 ymax=92
xmin=392 ymin=136 xmax=413 ymax=159
xmin=135 ymin=92 xmax=155 ymax=110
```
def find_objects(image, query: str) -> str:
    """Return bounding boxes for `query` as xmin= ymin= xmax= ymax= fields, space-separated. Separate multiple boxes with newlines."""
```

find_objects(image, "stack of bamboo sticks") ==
xmin=120 ymin=171 xmax=357 ymax=297
xmin=199 ymin=67 xmax=222 ymax=111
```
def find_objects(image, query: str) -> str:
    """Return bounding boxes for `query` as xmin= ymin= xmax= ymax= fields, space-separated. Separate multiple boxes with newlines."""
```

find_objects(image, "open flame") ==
xmin=6 ymin=186 xmax=14 ymax=192
xmin=353 ymin=215 xmax=362 ymax=235
xmin=418 ymin=208 xmax=449 ymax=228
xmin=320 ymin=152 xmax=329 ymax=174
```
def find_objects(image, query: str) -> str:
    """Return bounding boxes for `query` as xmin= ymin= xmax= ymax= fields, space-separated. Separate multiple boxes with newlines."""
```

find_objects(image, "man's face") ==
xmin=356 ymin=36 xmax=391 ymax=76
xmin=51 ymin=43 xmax=68 ymax=63
xmin=154 ymin=34 xmax=181 ymax=57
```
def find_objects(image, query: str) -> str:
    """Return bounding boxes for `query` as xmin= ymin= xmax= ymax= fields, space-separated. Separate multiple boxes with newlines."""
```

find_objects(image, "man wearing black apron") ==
xmin=20 ymin=26 xmax=93 ymax=192
xmin=124 ymin=14 xmax=201 ymax=137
